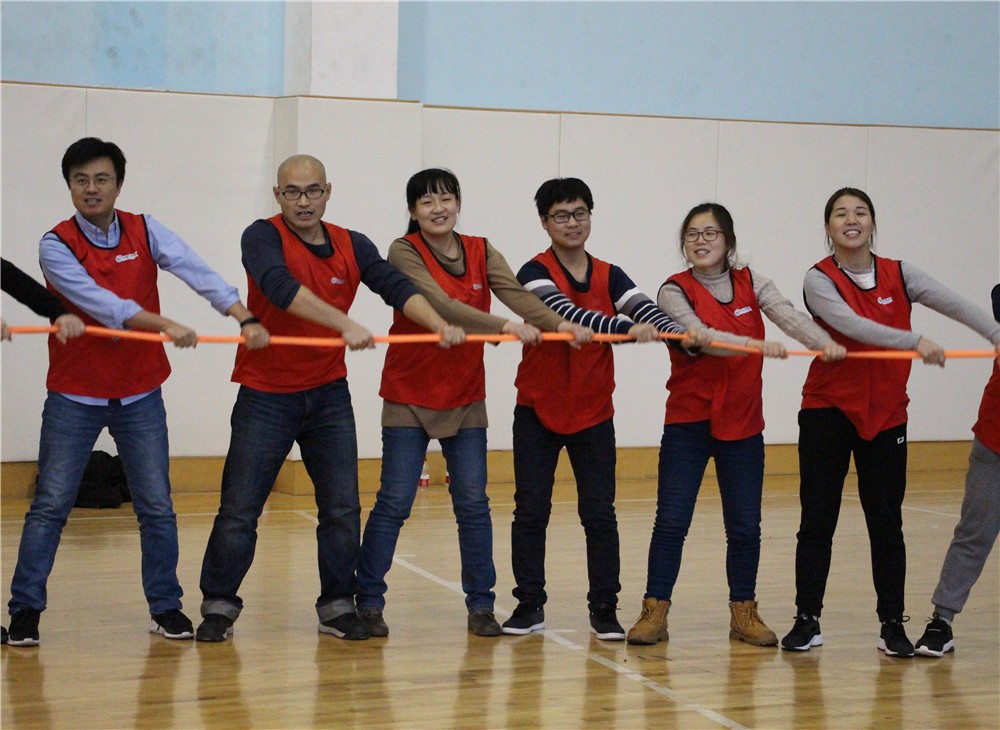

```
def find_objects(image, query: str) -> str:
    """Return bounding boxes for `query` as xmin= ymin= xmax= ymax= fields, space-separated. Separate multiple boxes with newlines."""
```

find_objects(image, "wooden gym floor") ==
xmin=1 ymin=456 xmax=998 ymax=729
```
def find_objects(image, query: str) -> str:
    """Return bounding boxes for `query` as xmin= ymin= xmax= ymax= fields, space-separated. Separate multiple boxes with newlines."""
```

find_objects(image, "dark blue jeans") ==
xmin=645 ymin=421 xmax=765 ymax=603
xmin=356 ymin=425 xmax=495 ymax=612
xmin=510 ymin=405 xmax=620 ymax=610
xmin=9 ymin=390 xmax=182 ymax=615
xmin=199 ymin=381 xmax=361 ymax=622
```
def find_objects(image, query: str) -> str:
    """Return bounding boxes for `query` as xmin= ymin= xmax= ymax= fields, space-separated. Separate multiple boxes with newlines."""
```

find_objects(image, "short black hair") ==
xmin=61 ymin=137 xmax=126 ymax=187
xmin=405 ymin=168 xmax=461 ymax=235
xmin=534 ymin=178 xmax=593 ymax=218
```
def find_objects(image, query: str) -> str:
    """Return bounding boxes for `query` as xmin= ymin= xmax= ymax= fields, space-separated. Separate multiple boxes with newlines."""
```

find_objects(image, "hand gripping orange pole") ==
xmin=5 ymin=324 xmax=996 ymax=359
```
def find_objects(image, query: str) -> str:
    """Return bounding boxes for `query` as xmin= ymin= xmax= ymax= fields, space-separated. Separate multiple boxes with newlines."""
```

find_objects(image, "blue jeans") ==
xmin=8 ymin=390 xmax=181 ymax=615
xmin=645 ymin=421 xmax=765 ymax=603
xmin=357 ymin=426 xmax=495 ymax=611
xmin=199 ymin=381 xmax=361 ymax=622
xmin=510 ymin=405 xmax=620 ymax=610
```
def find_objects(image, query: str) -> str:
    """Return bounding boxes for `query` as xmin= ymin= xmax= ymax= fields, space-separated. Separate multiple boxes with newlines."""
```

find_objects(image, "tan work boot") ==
xmin=729 ymin=600 xmax=778 ymax=646
xmin=626 ymin=597 xmax=670 ymax=645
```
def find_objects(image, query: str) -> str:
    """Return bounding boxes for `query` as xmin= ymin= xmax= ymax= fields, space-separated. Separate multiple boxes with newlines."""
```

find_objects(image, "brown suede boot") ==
xmin=729 ymin=600 xmax=778 ymax=646
xmin=626 ymin=597 xmax=670 ymax=645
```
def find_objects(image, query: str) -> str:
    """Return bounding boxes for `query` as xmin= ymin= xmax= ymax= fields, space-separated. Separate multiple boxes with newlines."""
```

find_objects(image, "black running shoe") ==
xmin=878 ymin=616 xmax=914 ymax=657
xmin=501 ymin=603 xmax=544 ymax=635
xmin=781 ymin=612 xmax=823 ymax=652
xmin=150 ymin=609 xmax=194 ymax=640
xmin=196 ymin=614 xmax=235 ymax=642
xmin=7 ymin=609 xmax=41 ymax=647
xmin=915 ymin=616 xmax=954 ymax=658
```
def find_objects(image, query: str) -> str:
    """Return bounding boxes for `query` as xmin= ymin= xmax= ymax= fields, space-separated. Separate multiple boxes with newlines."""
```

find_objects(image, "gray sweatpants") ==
xmin=931 ymin=438 xmax=1000 ymax=621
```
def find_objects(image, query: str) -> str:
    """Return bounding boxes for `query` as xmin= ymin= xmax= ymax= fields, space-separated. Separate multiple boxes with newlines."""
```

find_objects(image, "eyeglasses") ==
xmin=683 ymin=228 xmax=723 ymax=243
xmin=279 ymin=187 xmax=326 ymax=201
xmin=546 ymin=208 xmax=591 ymax=224
xmin=70 ymin=175 xmax=116 ymax=189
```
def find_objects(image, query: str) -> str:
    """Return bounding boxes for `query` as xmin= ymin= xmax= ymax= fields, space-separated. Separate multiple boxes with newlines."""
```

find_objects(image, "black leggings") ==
xmin=794 ymin=408 xmax=908 ymax=621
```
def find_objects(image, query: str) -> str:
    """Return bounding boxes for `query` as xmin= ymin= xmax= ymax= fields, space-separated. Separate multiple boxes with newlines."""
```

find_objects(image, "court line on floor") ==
xmin=290 ymin=509 xmax=748 ymax=730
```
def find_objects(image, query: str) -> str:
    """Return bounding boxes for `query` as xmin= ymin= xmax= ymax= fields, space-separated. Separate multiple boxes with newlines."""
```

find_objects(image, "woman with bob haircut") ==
xmin=356 ymin=168 xmax=590 ymax=638
xmin=781 ymin=187 xmax=1000 ymax=657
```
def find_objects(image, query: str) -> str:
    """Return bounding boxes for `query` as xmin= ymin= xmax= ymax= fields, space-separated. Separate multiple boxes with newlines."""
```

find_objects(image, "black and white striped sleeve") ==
xmin=516 ymin=260 xmax=633 ymax=335
xmin=609 ymin=265 xmax=685 ymax=334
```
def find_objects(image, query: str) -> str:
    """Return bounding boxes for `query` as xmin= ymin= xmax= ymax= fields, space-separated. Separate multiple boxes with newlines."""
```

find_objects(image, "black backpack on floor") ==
xmin=74 ymin=451 xmax=132 ymax=509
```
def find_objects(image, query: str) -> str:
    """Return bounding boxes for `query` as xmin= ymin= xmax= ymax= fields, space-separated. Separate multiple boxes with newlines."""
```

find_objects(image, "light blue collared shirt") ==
xmin=40 ymin=210 xmax=242 ymax=405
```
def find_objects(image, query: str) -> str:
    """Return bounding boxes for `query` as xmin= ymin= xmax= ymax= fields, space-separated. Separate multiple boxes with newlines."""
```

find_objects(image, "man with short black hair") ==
xmin=503 ymin=177 xmax=699 ymax=640
xmin=5 ymin=137 xmax=269 ymax=647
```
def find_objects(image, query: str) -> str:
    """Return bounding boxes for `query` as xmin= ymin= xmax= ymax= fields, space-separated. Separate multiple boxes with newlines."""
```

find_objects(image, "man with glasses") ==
xmin=501 ymin=177 xmax=700 ymax=639
xmin=5 ymin=137 xmax=269 ymax=647
xmin=195 ymin=154 xmax=462 ymax=642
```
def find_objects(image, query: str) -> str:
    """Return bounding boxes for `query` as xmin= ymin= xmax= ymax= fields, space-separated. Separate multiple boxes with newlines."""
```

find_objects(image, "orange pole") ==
xmin=5 ymin=325 xmax=995 ymax=359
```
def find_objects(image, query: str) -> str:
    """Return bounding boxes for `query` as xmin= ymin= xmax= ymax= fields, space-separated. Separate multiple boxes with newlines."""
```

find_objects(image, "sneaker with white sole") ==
xmin=150 ymin=609 xmax=194 ymax=640
xmin=589 ymin=604 xmax=626 ymax=641
xmin=914 ymin=616 xmax=955 ymax=658
xmin=501 ymin=603 xmax=544 ymax=635
xmin=877 ymin=616 xmax=914 ymax=657
xmin=319 ymin=612 xmax=369 ymax=640
xmin=781 ymin=612 xmax=823 ymax=651
xmin=7 ymin=609 xmax=41 ymax=647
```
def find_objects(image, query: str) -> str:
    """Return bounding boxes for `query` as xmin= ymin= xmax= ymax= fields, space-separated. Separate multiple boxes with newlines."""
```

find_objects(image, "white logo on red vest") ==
xmin=733 ymin=306 xmax=753 ymax=317
xmin=473 ymin=283 xmax=484 ymax=290
xmin=115 ymin=252 xmax=139 ymax=263
xmin=878 ymin=296 xmax=894 ymax=305
xmin=330 ymin=277 xmax=345 ymax=285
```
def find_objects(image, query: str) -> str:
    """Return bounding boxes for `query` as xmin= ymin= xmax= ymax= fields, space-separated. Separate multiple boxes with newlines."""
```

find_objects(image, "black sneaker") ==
xmin=359 ymin=608 xmax=389 ymax=638
xmin=781 ymin=613 xmax=823 ymax=651
xmin=501 ymin=603 xmax=544 ymax=635
xmin=467 ymin=608 xmax=502 ymax=637
xmin=319 ymin=612 xmax=369 ymax=640
xmin=878 ymin=616 xmax=914 ymax=657
xmin=915 ymin=616 xmax=954 ymax=658
xmin=150 ymin=609 xmax=194 ymax=640
xmin=1 ymin=626 xmax=7 ymax=645
xmin=196 ymin=614 xmax=235 ymax=642
xmin=7 ymin=609 xmax=41 ymax=647
xmin=589 ymin=604 xmax=626 ymax=641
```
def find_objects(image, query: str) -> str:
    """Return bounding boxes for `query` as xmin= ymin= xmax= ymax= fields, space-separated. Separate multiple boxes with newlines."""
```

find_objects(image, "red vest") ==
xmin=973 ymin=361 xmax=999 ymax=453
xmin=232 ymin=215 xmax=360 ymax=393
xmin=515 ymin=249 xmax=615 ymax=434
xmin=664 ymin=268 xmax=765 ymax=440
xmin=801 ymin=255 xmax=912 ymax=440
xmin=46 ymin=212 xmax=171 ymax=398
xmin=379 ymin=233 xmax=490 ymax=409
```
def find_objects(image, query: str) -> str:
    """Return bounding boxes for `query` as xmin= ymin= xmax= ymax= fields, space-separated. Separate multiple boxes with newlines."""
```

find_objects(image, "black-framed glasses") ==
xmin=546 ymin=208 xmax=591 ymax=224
xmin=683 ymin=228 xmax=723 ymax=243
xmin=279 ymin=187 xmax=326 ymax=201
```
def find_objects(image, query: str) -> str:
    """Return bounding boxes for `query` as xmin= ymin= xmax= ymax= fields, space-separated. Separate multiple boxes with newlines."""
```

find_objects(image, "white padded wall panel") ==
xmin=867 ymin=126 xmax=1000 ymax=441
xmin=1 ymin=84 xmax=88 ymax=460
xmin=80 ymin=89 xmax=277 ymax=460
xmin=290 ymin=97 xmax=423 ymax=458
xmin=718 ymin=121 xmax=870 ymax=444
xmin=558 ymin=114 xmax=723 ymax=447
xmin=420 ymin=107 xmax=562 ymax=451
